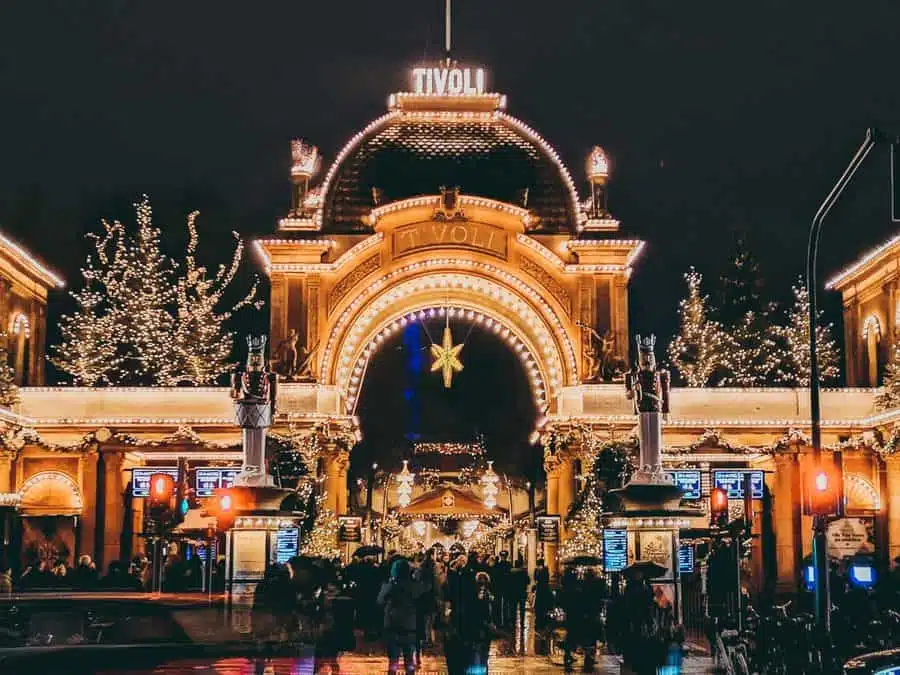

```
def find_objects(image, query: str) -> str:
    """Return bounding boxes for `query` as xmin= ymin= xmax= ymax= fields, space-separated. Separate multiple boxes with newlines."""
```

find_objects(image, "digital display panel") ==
xmin=713 ymin=470 xmax=764 ymax=500
xmin=603 ymin=529 xmax=628 ymax=572
xmin=195 ymin=468 xmax=239 ymax=497
xmin=275 ymin=529 xmax=299 ymax=564
xmin=668 ymin=470 xmax=702 ymax=500
xmin=131 ymin=467 xmax=178 ymax=497
xmin=678 ymin=544 xmax=695 ymax=574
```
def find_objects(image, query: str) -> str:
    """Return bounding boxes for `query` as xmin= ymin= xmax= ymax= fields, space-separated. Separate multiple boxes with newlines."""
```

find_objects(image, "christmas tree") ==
xmin=165 ymin=212 xmax=260 ymax=385
xmin=300 ymin=493 xmax=340 ymax=559
xmin=876 ymin=342 xmax=900 ymax=411
xmin=668 ymin=269 xmax=734 ymax=386
xmin=559 ymin=477 xmax=603 ymax=561
xmin=117 ymin=197 xmax=176 ymax=383
xmin=771 ymin=278 xmax=840 ymax=386
xmin=0 ymin=334 xmax=19 ymax=407
xmin=715 ymin=239 xmax=779 ymax=386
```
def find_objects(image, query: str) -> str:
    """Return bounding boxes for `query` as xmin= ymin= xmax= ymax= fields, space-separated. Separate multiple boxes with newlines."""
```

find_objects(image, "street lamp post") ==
xmin=806 ymin=128 xmax=878 ymax=634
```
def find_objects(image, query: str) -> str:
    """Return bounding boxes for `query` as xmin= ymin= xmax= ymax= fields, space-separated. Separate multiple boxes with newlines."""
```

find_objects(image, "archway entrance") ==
xmin=352 ymin=310 xmax=539 ymax=556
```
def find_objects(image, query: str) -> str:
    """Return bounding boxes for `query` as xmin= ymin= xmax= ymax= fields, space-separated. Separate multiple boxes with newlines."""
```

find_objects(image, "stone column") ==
xmin=773 ymin=452 xmax=802 ymax=594
xmin=323 ymin=449 xmax=349 ymax=516
xmin=99 ymin=448 xmax=126 ymax=571
xmin=611 ymin=276 xmax=630 ymax=364
xmin=0 ymin=452 xmax=13 ymax=494
xmin=544 ymin=456 xmax=561 ymax=577
xmin=78 ymin=450 xmax=99 ymax=564
xmin=557 ymin=456 xmax=575 ymax=539
xmin=885 ymin=455 xmax=900 ymax=564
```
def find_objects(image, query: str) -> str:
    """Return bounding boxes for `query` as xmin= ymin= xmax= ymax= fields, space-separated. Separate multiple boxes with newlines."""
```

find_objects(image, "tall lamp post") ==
xmin=806 ymin=128 xmax=878 ymax=634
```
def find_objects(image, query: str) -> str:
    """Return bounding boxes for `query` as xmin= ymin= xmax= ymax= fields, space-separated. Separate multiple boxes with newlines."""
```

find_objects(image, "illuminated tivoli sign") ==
xmin=393 ymin=221 xmax=507 ymax=258
xmin=412 ymin=67 xmax=485 ymax=96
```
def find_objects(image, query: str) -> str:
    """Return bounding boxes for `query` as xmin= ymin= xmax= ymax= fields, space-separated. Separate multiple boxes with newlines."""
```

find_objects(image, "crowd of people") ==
xmin=4 ymin=545 xmax=227 ymax=593
xmin=251 ymin=545 xmax=537 ymax=675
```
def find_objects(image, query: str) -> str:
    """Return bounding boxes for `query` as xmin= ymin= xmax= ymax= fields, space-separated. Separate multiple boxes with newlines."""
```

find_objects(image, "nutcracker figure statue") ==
xmin=231 ymin=335 xmax=278 ymax=486
xmin=625 ymin=334 xmax=674 ymax=485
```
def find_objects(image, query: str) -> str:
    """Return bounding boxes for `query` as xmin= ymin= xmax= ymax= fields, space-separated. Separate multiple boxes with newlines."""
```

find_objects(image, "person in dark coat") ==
xmin=506 ymin=558 xmax=530 ymax=634
xmin=377 ymin=558 xmax=422 ymax=675
xmin=463 ymin=571 xmax=496 ymax=674
xmin=533 ymin=558 xmax=552 ymax=630
xmin=252 ymin=564 xmax=296 ymax=641
xmin=443 ymin=554 xmax=475 ymax=675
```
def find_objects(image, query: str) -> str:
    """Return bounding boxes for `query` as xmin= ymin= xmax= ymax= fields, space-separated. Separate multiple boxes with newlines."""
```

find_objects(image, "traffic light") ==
xmin=174 ymin=459 xmax=191 ymax=525
xmin=710 ymin=487 xmax=729 ymax=529
xmin=804 ymin=463 xmax=840 ymax=516
xmin=148 ymin=472 xmax=175 ymax=511
xmin=214 ymin=489 xmax=237 ymax=531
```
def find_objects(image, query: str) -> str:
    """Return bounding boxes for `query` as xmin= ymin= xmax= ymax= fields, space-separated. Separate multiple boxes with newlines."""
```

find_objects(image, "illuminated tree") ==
xmin=300 ymin=493 xmax=340 ymax=559
xmin=116 ymin=197 xmax=176 ymax=383
xmin=50 ymin=218 xmax=129 ymax=385
xmin=668 ymin=269 xmax=734 ymax=386
xmin=771 ymin=278 xmax=840 ymax=387
xmin=876 ymin=342 xmax=900 ymax=411
xmin=559 ymin=477 xmax=603 ymax=561
xmin=51 ymin=197 xmax=260 ymax=386
xmin=715 ymin=240 xmax=779 ymax=386
xmin=0 ymin=335 xmax=19 ymax=407
xmin=164 ymin=212 xmax=260 ymax=385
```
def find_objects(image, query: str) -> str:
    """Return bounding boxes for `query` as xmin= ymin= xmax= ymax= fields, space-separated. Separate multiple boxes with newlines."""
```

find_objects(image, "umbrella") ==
xmin=623 ymin=560 xmax=667 ymax=580
xmin=353 ymin=545 xmax=384 ymax=558
xmin=565 ymin=555 xmax=603 ymax=566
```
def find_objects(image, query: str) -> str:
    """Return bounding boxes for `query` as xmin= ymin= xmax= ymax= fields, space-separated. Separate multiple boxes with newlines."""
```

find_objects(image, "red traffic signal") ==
xmin=149 ymin=473 xmax=175 ymax=508
xmin=214 ymin=489 xmax=238 ymax=531
xmin=805 ymin=463 xmax=841 ymax=516
xmin=710 ymin=487 xmax=729 ymax=528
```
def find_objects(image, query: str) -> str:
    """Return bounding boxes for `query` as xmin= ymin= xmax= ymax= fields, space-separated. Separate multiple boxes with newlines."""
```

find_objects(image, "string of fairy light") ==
xmin=668 ymin=269 xmax=839 ymax=388
xmin=51 ymin=196 xmax=260 ymax=387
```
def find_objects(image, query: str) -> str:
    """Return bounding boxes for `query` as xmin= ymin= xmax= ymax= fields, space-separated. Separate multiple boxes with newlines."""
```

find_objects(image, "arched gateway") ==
xmin=256 ymin=73 xmax=643 ymax=565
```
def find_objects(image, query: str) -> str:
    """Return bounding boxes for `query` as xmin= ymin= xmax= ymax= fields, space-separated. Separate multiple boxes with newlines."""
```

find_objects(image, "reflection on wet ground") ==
xmin=98 ymin=613 xmax=715 ymax=675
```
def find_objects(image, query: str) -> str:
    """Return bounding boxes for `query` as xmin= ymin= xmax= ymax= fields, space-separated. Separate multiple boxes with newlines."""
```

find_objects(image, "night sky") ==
xmin=1 ymin=1 xmax=899 ymax=383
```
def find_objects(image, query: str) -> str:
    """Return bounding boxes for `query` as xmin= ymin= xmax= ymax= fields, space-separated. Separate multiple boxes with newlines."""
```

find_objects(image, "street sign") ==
xmin=195 ymin=468 xmax=239 ymax=497
xmin=536 ymin=515 xmax=560 ymax=543
xmin=668 ymin=470 xmax=701 ymax=500
xmin=678 ymin=544 xmax=695 ymax=574
xmin=131 ymin=467 xmax=178 ymax=497
xmin=275 ymin=528 xmax=299 ymax=563
xmin=603 ymin=529 xmax=627 ymax=572
xmin=713 ymin=470 xmax=764 ymax=500
xmin=338 ymin=516 xmax=363 ymax=543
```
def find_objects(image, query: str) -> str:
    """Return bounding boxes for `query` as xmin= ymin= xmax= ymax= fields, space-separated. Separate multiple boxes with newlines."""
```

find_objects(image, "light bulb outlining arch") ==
xmin=319 ymin=261 xmax=578 ymax=389
xmin=344 ymin=302 xmax=553 ymax=422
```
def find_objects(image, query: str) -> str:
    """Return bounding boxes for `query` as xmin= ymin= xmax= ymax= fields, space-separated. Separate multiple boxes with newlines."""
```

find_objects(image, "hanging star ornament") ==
xmin=431 ymin=324 xmax=464 ymax=388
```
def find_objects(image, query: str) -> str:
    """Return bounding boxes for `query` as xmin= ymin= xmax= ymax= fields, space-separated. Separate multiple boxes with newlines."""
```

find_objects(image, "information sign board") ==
xmin=603 ymin=529 xmax=628 ymax=572
xmin=713 ymin=470 xmax=764 ymax=499
xmin=131 ymin=467 xmax=178 ymax=497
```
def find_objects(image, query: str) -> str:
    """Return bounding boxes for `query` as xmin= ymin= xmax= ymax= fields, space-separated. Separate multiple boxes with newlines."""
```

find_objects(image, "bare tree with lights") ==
xmin=0 ymin=335 xmax=19 ymax=407
xmin=113 ymin=197 xmax=176 ymax=383
xmin=771 ymin=278 xmax=840 ymax=387
xmin=668 ymin=268 xmax=734 ymax=387
xmin=50 ymin=217 xmax=131 ymax=385
xmin=875 ymin=342 xmax=900 ymax=410
xmin=52 ymin=196 xmax=259 ymax=386
xmin=164 ymin=211 xmax=261 ymax=385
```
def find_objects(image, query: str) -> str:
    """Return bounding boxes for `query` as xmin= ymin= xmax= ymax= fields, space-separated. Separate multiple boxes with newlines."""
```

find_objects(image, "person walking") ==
xmin=533 ymin=558 xmax=552 ymax=630
xmin=443 ymin=553 xmax=475 ymax=675
xmin=377 ymin=558 xmax=422 ymax=675
xmin=506 ymin=558 xmax=530 ymax=635
xmin=462 ymin=571 xmax=496 ymax=674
